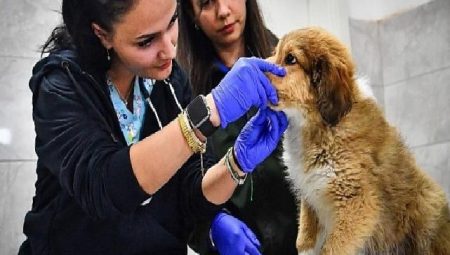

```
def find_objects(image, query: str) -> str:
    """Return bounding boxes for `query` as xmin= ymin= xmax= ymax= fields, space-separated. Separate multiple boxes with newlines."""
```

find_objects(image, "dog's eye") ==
xmin=284 ymin=53 xmax=297 ymax=65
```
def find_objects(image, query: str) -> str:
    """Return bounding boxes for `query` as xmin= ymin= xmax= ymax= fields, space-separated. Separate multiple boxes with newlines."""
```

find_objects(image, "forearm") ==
xmin=201 ymin=158 xmax=238 ymax=205
xmin=130 ymin=119 xmax=193 ymax=194
xmin=130 ymin=93 xmax=237 ymax=202
xmin=202 ymin=94 xmax=241 ymax=204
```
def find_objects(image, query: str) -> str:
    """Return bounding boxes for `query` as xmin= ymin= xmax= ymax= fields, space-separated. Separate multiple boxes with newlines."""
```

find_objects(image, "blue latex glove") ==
xmin=234 ymin=108 xmax=288 ymax=173
xmin=211 ymin=57 xmax=286 ymax=128
xmin=210 ymin=212 xmax=261 ymax=255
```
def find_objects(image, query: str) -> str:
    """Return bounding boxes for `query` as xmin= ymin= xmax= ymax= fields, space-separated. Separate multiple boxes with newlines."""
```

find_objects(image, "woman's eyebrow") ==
xmin=135 ymin=8 xmax=178 ymax=40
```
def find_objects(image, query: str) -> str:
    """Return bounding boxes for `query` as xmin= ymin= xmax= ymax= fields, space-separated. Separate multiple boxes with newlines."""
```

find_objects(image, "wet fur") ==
xmin=268 ymin=27 xmax=450 ymax=255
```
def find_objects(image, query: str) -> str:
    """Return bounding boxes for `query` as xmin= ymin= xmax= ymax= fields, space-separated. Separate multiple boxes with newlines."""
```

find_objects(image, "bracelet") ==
xmin=178 ymin=112 xmax=206 ymax=154
xmin=230 ymin=147 xmax=244 ymax=173
xmin=224 ymin=147 xmax=247 ymax=185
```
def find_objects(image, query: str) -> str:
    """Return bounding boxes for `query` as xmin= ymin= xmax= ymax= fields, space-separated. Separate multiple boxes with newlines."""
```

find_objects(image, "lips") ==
xmin=219 ymin=22 xmax=235 ymax=34
xmin=158 ymin=60 xmax=172 ymax=70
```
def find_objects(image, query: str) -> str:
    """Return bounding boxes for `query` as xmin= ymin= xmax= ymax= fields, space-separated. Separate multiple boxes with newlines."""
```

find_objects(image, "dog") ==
xmin=267 ymin=27 xmax=450 ymax=255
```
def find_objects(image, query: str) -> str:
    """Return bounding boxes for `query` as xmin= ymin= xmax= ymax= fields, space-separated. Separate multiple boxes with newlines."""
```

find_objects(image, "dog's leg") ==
xmin=319 ymin=195 xmax=380 ymax=255
xmin=414 ymin=192 xmax=450 ymax=254
xmin=429 ymin=206 xmax=450 ymax=255
xmin=297 ymin=200 xmax=319 ymax=254
xmin=431 ymin=219 xmax=450 ymax=255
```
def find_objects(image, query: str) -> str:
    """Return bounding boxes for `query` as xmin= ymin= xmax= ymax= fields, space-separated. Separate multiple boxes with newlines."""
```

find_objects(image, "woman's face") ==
xmin=100 ymin=0 xmax=179 ymax=80
xmin=191 ymin=0 xmax=247 ymax=48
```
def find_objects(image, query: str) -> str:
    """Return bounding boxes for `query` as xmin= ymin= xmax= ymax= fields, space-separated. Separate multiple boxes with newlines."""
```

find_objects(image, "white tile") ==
xmin=0 ymin=56 xmax=38 ymax=160
xmin=188 ymin=247 xmax=199 ymax=255
xmin=0 ymin=0 xmax=61 ymax=58
xmin=412 ymin=142 xmax=450 ymax=200
xmin=380 ymin=0 xmax=450 ymax=85
xmin=0 ymin=161 xmax=37 ymax=255
xmin=384 ymin=67 xmax=450 ymax=148
xmin=349 ymin=19 xmax=384 ymax=86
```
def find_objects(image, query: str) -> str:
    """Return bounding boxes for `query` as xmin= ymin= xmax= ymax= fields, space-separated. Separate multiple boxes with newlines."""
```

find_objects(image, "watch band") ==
xmin=186 ymin=95 xmax=218 ymax=137
xmin=198 ymin=118 xmax=217 ymax=137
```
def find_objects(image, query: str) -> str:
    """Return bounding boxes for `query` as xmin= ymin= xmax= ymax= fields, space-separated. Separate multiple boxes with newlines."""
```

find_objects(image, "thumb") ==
xmin=252 ymin=109 xmax=269 ymax=126
xmin=275 ymin=111 xmax=288 ymax=134
xmin=242 ymin=224 xmax=261 ymax=248
xmin=258 ymin=73 xmax=279 ymax=106
xmin=250 ymin=57 xmax=286 ymax=77
xmin=266 ymin=110 xmax=281 ymax=142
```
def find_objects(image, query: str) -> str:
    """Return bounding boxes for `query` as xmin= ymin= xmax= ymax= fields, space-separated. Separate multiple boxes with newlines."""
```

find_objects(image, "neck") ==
xmin=107 ymin=60 xmax=135 ymax=99
xmin=214 ymin=38 xmax=246 ymax=68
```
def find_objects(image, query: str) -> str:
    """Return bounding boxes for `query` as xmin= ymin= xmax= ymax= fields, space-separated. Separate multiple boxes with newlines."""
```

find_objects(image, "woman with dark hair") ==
xmin=18 ymin=0 xmax=288 ymax=254
xmin=177 ymin=0 xmax=298 ymax=254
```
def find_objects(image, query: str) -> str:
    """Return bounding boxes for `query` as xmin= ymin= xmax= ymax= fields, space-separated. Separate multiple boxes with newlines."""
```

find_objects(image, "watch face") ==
xmin=187 ymin=96 xmax=209 ymax=128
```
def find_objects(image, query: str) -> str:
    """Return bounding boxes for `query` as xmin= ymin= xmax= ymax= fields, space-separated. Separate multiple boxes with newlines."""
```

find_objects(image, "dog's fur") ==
xmin=268 ymin=27 xmax=450 ymax=255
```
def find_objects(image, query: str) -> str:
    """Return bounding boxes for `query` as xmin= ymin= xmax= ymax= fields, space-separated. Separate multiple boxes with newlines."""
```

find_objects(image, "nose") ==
xmin=216 ymin=0 xmax=231 ymax=19
xmin=158 ymin=32 xmax=176 ymax=60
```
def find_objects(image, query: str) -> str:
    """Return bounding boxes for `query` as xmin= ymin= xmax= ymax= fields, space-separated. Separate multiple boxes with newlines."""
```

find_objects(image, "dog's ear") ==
xmin=311 ymin=58 xmax=324 ymax=87
xmin=313 ymin=57 xmax=353 ymax=126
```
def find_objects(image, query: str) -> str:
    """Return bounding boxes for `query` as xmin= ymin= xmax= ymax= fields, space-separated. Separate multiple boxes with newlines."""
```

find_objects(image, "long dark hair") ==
xmin=177 ymin=0 xmax=275 ymax=95
xmin=42 ymin=0 xmax=136 ymax=75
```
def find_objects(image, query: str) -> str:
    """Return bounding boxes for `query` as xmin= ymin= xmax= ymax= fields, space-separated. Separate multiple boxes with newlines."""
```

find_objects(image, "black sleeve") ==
xmin=170 ymin=63 xmax=222 ymax=250
xmin=176 ymin=62 xmax=222 ymax=213
xmin=188 ymin=215 xmax=218 ymax=255
xmin=179 ymin=153 xmax=221 ymax=222
xmin=183 ymin=152 xmax=224 ymax=255
xmin=32 ymin=69 xmax=149 ymax=219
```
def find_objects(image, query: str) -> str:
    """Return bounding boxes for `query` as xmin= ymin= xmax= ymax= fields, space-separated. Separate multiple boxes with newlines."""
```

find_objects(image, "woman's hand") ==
xmin=211 ymin=57 xmax=285 ymax=128
xmin=234 ymin=108 xmax=288 ymax=173
xmin=210 ymin=212 xmax=261 ymax=255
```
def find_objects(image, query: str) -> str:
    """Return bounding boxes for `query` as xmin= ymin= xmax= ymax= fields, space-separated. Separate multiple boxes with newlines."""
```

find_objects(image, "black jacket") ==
xmin=20 ymin=49 xmax=219 ymax=255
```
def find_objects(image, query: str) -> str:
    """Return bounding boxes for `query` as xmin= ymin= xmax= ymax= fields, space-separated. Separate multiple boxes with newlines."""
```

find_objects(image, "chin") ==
xmin=146 ymin=65 xmax=172 ymax=81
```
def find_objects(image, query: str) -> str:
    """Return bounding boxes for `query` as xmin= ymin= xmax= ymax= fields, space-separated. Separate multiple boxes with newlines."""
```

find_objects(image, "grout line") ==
xmin=384 ymin=64 xmax=450 ymax=88
xmin=411 ymin=140 xmax=450 ymax=150
xmin=0 ymin=55 xmax=40 ymax=60
xmin=0 ymin=159 xmax=37 ymax=163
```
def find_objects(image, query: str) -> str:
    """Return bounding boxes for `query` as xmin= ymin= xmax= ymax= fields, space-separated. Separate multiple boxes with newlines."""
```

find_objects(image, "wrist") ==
xmin=224 ymin=147 xmax=247 ymax=185
xmin=193 ymin=128 xmax=207 ymax=143
xmin=232 ymin=145 xmax=253 ymax=173
xmin=230 ymin=147 xmax=245 ymax=176
xmin=177 ymin=112 xmax=206 ymax=154
xmin=205 ymin=94 xmax=221 ymax=128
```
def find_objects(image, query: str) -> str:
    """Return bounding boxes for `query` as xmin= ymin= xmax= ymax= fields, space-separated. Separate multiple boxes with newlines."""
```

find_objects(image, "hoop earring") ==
xmin=106 ymin=48 xmax=111 ymax=61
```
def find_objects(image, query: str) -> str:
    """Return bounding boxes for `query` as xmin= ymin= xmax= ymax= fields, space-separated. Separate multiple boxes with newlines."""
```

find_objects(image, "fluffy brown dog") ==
xmin=268 ymin=27 xmax=450 ymax=255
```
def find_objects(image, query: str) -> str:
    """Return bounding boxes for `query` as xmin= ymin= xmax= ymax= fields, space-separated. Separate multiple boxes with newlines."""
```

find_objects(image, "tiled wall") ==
xmin=1 ymin=0 xmax=449 ymax=254
xmin=0 ymin=0 xmax=60 ymax=254
xmin=350 ymin=0 xmax=450 ymax=198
